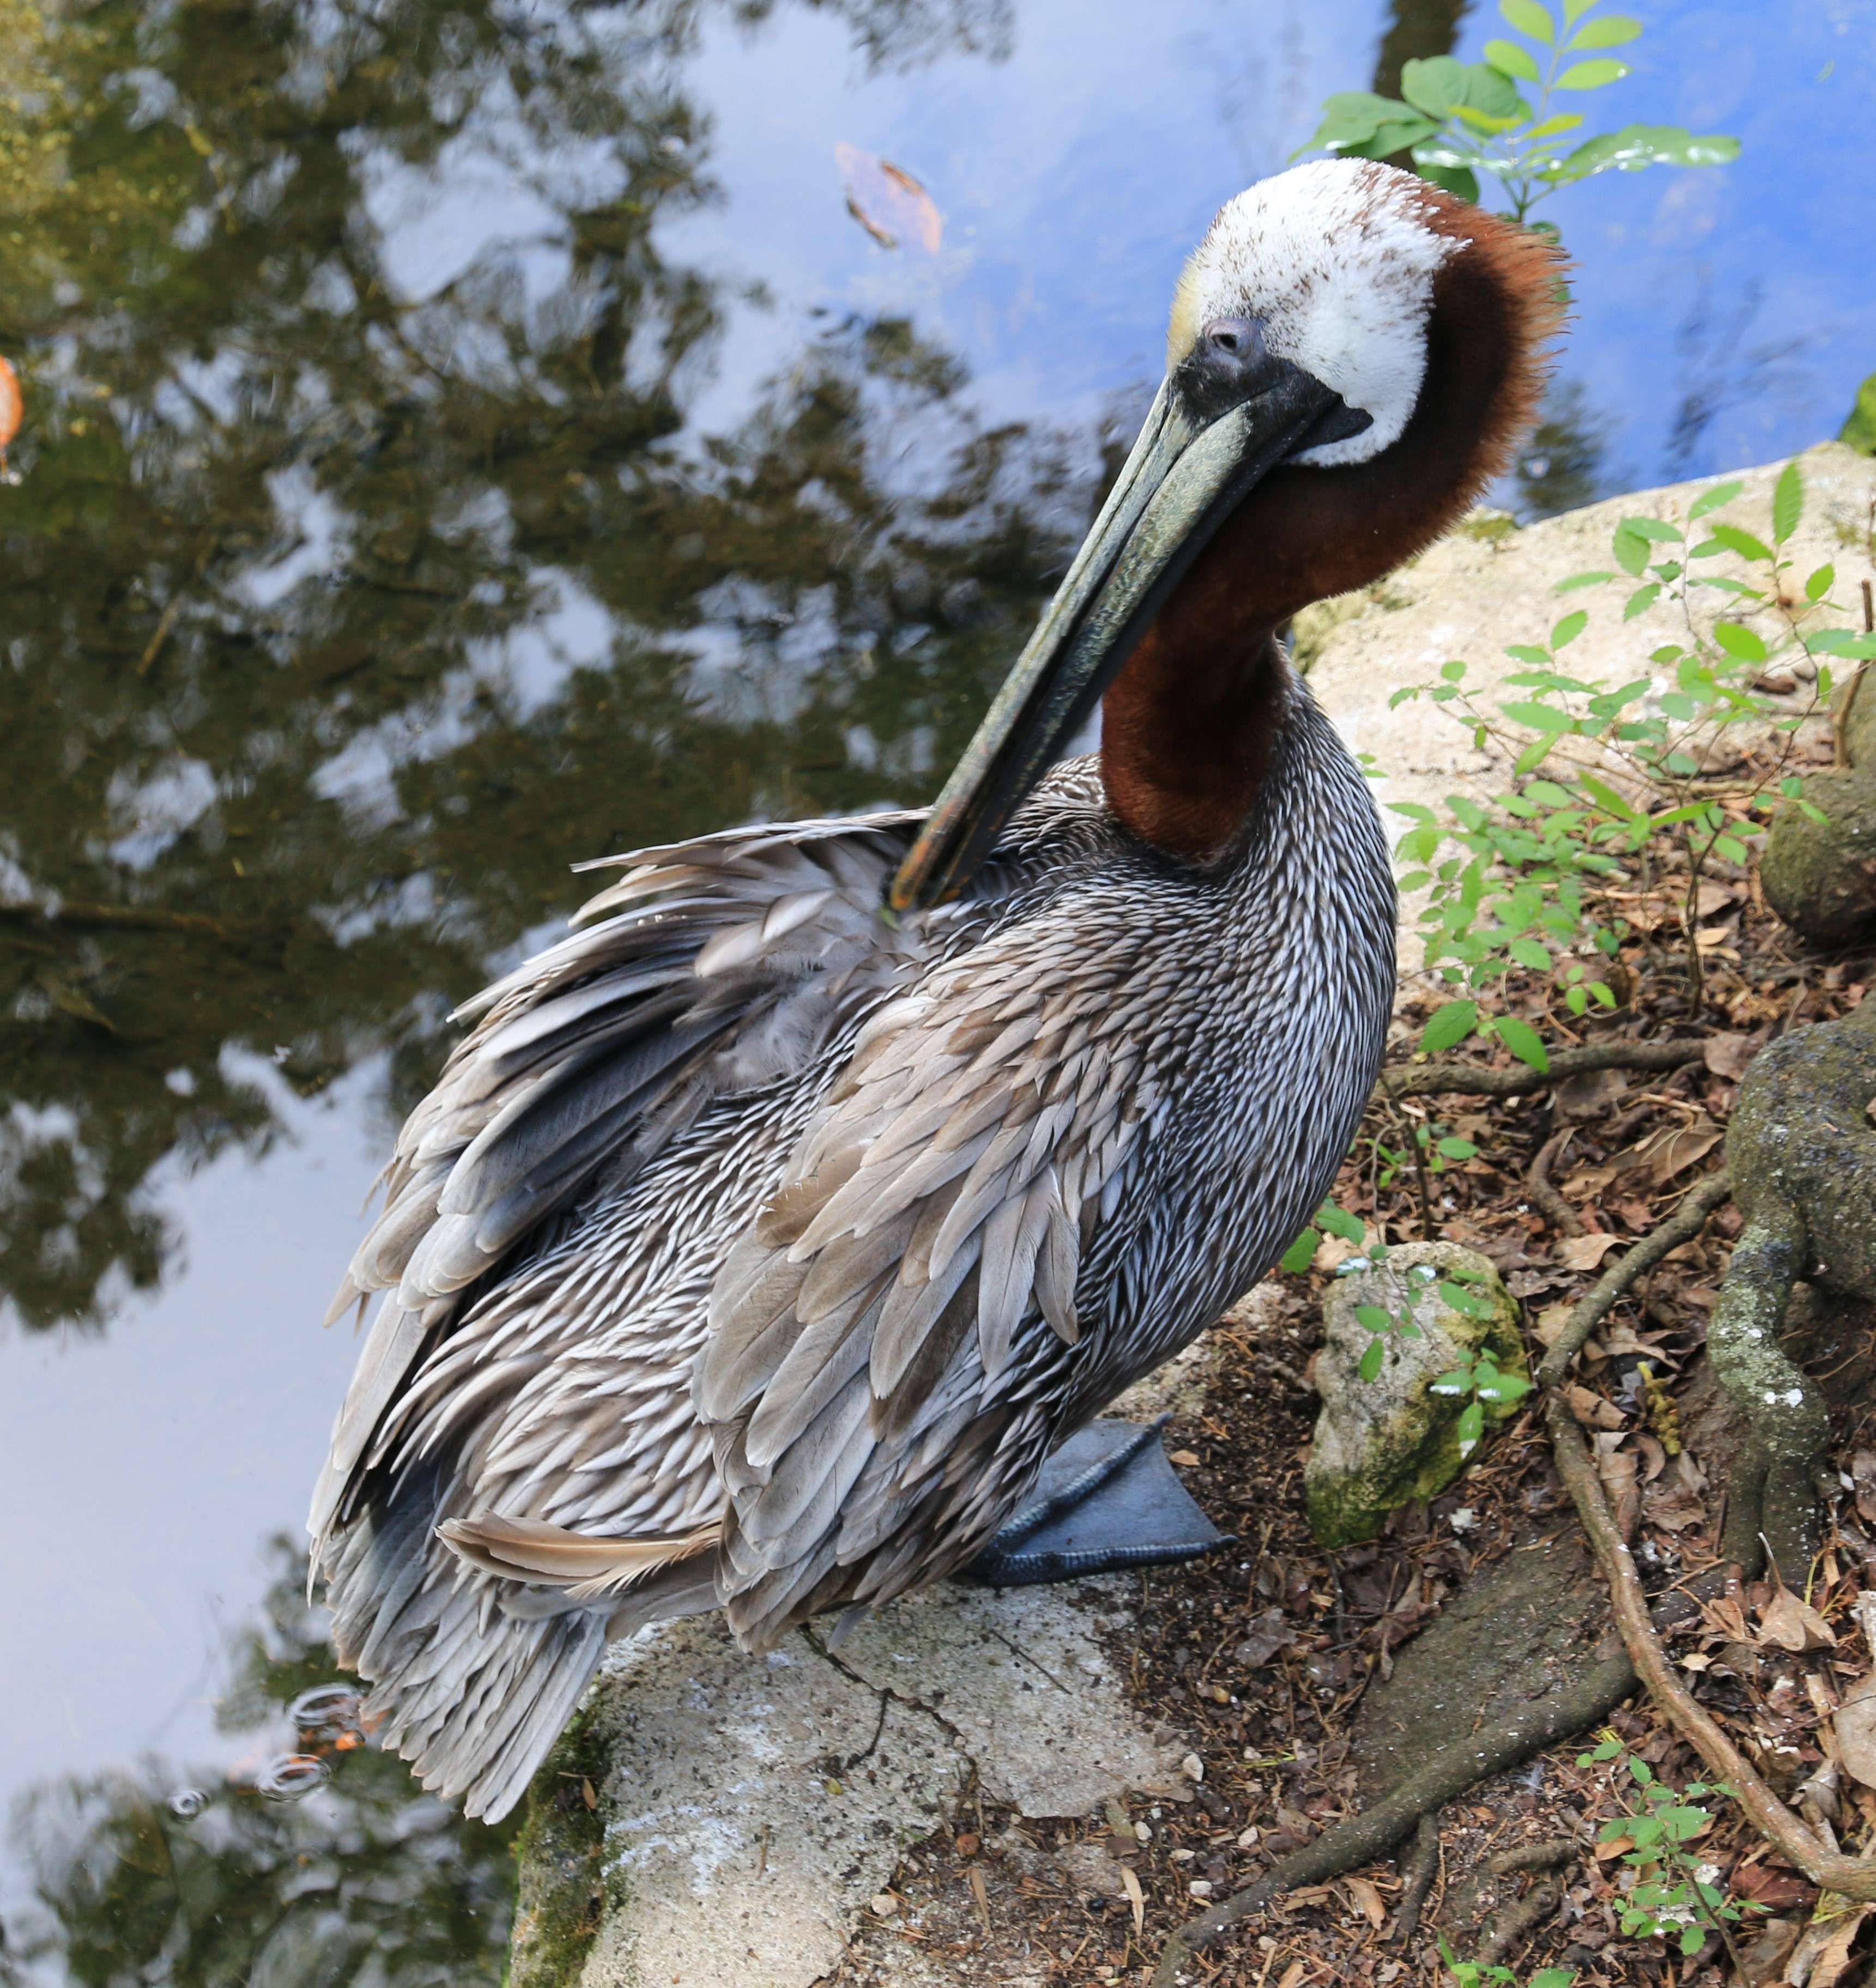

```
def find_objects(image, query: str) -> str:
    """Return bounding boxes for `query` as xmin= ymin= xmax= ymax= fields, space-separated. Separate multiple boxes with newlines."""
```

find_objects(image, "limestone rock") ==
xmin=542 ymin=1579 xmax=1189 ymax=1988
xmin=1305 ymin=1240 xmax=1525 ymax=1548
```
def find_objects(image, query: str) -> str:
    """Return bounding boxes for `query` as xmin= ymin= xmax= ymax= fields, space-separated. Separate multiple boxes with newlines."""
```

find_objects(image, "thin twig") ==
xmin=1377 ymin=1038 xmax=1705 ymax=1102
xmin=1534 ymin=1170 xmax=1734 ymax=1390
xmin=1545 ymin=1391 xmax=1876 ymax=1901
xmin=1389 ymin=1812 xmax=1441 ymax=1949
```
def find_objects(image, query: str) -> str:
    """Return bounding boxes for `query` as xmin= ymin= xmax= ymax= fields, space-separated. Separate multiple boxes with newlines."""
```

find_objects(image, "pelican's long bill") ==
xmin=887 ymin=362 xmax=1337 ymax=912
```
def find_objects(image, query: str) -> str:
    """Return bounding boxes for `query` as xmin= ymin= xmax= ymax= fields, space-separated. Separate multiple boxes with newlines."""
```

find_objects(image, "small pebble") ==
xmin=1181 ymin=1751 xmax=1204 ymax=1783
xmin=868 ymin=1894 xmax=898 ymax=1918
xmin=1135 ymin=1821 xmax=1152 ymax=1842
xmin=1188 ymin=1879 xmax=1214 ymax=1898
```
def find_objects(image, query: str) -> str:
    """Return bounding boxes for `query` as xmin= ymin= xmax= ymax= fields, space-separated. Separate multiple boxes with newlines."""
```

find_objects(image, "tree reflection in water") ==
xmin=0 ymin=0 xmax=1086 ymax=1331
xmin=3 ymin=1541 xmax=517 ymax=1986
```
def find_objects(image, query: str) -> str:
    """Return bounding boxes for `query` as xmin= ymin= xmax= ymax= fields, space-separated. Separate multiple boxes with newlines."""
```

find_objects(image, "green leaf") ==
xmin=1499 ymin=0 xmax=1555 ymax=38
xmin=1413 ymin=155 xmax=1481 ymax=202
xmin=1279 ymin=1228 xmax=1321 ymax=1274
xmin=1294 ymin=92 xmax=1442 ymax=160
xmin=1491 ymin=1014 xmax=1550 ymax=1071
xmin=1623 ymin=582 xmax=1660 ymax=620
xmin=1557 ymin=56 xmax=1630 ymax=87
xmin=1456 ymin=1398 xmax=1485 ymax=1450
xmin=1318 ymin=1201 xmax=1367 ymax=1242
xmin=1578 ymin=772 xmax=1642 ymax=820
xmin=1482 ymin=35 xmax=1541 ymax=78
xmin=1500 ymin=700 xmax=1575 ymax=732
xmin=1612 ymin=523 xmax=1650 ymax=575
xmin=1510 ymin=937 xmax=1551 ymax=969
xmin=1555 ymin=569 xmax=1614 ymax=592
xmin=1354 ymin=1304 xmax=1393 ymax=1330
xmin=1358 ymin=1338 xmax=1385 ymax=1383
xmin=1772 ymin=457 xmax=1804 ymax=542
xmin=1542 ymin=123 xmax=1740 ymax=185
xmin=1437 ymin=1136 xmax=1478 ymax=1159
xmin=1568 ymin=10 xmax=1640 ymax=45
xmin=1811 ymin=628 xmax=1876 ymax=658
xmin=1623 ymin=516 xmax=1683 ymax=542
xmin=1400 ymin=56 xmax=1526 ymax=120
xmin=1421 ymin=998 xmax=1479 ymax=1053
xmin=1440 ymin=659 xmax=1467 ymax=681
xmin=1806 ymin=563 xmax=1836 ymax=601
xmin=1689 ymin=477 xmax=1744 ymax=520
xmin=1551 ymin=609 xmax=1588 ymax=649
xmin=1706 ymin=521 xmax=1774 ymax=562
xmin=1712 ymin=621 xmax=1769 ymax=662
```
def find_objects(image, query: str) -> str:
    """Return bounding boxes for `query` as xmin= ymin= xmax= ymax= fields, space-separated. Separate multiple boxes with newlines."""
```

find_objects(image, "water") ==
xmin=0 ymin=0 xmax=1870 ymax=1976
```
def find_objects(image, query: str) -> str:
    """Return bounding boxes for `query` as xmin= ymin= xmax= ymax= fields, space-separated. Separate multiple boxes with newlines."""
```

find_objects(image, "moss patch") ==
xmin=506 ymin=1702 xmax=613 ymax=1988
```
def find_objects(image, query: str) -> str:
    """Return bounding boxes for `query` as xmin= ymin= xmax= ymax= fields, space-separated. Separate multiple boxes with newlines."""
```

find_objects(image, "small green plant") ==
xmin=1389 ymin=459 xmax=1876 ymax=1061
xmin=1577 ymin=1732 xmax=1751 ymax=1965
xmin=1438 ymin=1943 xmax=1574 ymax=1988
xmin=1297 ymin=0 xmax=1738 ymax=226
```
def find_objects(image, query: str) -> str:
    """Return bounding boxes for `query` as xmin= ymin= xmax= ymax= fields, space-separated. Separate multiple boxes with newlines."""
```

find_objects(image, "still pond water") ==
xmin=1 ymin=0 xmax=1872 ymax=1975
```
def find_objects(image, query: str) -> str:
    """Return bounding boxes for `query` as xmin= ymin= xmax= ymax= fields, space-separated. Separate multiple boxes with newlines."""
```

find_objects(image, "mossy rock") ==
xmin=1762 ymin=767 xmax=1876 ymax=950
xmin=1305 ymin=1240 xmax=1525 ymax=1549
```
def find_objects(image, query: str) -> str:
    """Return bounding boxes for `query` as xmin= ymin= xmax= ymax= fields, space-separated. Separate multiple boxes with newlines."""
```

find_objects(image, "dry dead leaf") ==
xmin=1757 ymin=1584 xmax=1837 ymax=1653
xmin=1167 ymin=1449 xmax=1202 ymax=1468
xmin=1695 ymin=878 xmax=1743 ymax=917
xmin=968 ymin=1861 xmax=991 ymax=1928
xmin=1593 ymin=1431 xmax=1639 ymax=1537
xmin=1275 ymin=1963 xmax=1309 ymax=1988
xmin=1833 ymin=1675 xmax=1876 ymax=1791
xmin=1558 ymin=1231 xmax=1623 ymax=1270
xmin=834 ymin=144 xmax=942 ymax=253
xmin=1642 ymin=1119 xmax=1723 ymax=1184
xmin=1566 ymin=1384 xmax=1626 ymax=1431
xmin=1119 ymin=1862 xmax=1144 ymax=1936
xmin=1555 ymin=1066 xmax=1627 ymax=1119
xmin=1704 ymin=1031 xmax=1759 ymax=1080
xmin=1342 ymin=1875 xmax=1387 ymax=1929
xmin=1788 ymin=1901 xmax=1874 ymax=1988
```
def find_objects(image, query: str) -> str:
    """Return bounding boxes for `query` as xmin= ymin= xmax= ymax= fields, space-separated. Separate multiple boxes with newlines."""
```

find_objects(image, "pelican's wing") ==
xmin=696 ymin=904 xmax=1169 ymax=1648
xmin=310 ymin=810 xmax=927 ymax=1551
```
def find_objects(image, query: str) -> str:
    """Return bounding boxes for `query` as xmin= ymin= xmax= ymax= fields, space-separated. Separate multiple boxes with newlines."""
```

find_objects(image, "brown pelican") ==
xmin=310 ymin=159 xmax=1559 ymax=1821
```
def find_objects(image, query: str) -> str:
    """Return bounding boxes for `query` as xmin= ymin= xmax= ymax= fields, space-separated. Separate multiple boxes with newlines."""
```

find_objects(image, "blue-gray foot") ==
xmin=965 ymin=1417 xmax=1232 ymax=1586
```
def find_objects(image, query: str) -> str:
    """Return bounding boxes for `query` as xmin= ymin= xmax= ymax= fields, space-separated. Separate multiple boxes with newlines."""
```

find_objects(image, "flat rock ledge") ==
xmin=510 ymin=445 xmax=1876 ymax=1988
xmin=539 ymin=1580 xmax=1193 ymax=1988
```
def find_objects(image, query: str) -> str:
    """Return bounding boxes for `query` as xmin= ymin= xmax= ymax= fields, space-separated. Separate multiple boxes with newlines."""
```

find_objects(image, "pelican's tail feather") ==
xmin=320 ymin=1474 xmax=713 ymax=1822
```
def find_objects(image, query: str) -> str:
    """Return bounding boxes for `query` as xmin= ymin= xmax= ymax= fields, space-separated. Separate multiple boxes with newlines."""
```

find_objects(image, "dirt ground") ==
xmin=826 ymin=726 xmax=1876 ymax=1988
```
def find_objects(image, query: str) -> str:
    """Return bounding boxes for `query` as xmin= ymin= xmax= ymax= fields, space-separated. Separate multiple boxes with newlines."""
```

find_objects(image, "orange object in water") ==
xmin=0 ymin=356 xmax=20 ymax=472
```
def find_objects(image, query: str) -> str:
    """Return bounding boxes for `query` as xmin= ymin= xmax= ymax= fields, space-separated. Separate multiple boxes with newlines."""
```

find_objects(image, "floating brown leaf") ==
xmin=834 ymin=144 xmax=942 ymax=254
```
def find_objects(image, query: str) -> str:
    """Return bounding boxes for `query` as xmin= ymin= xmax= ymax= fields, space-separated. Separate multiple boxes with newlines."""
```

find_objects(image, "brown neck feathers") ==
xmin=1101 ymin=193 xmax=1562 ymax=865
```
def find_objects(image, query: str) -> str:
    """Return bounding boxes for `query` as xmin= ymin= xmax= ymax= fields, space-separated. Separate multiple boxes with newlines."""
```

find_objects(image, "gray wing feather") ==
xmin=697 ymin=913 xmax=1161 ymax=1648
xmin=310 ymin=810 xmax=924 ymax=1555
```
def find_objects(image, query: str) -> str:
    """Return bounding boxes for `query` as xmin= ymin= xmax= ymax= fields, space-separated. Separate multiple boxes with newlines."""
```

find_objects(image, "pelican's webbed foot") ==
xmin=964 ymin=1417 xmax=1232 ymax=1587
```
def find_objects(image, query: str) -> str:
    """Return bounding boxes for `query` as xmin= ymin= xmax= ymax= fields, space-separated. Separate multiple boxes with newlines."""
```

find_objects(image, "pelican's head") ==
xmin=893 ymin=159 xmax=1562 ymax=909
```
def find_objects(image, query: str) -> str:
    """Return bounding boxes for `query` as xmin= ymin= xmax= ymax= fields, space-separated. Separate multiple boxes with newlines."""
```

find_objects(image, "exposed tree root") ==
xmin=1376 ymin=1038 xmax=1705 ymax=1102
xmin=1476 ymin=1870 xmax=1566 ymax=1967
xmin=1544 ymin=1390 xmax=1876 ymax=1902
xmin=1534 ymin=1170 xmax=1735 ymax=1387
xmin=1388 ymin=1812 xmax=1442 ymax=1949
xmin=1147 ymin=1647 xmax=1636 ymax=1985
xmin=1526 ymin=1129 xmax=1585 ymax=1238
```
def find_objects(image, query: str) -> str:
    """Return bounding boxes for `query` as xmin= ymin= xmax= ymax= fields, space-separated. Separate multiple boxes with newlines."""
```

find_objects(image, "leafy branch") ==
xmin=1297 ymin=0 xmax=1738 ymax=226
